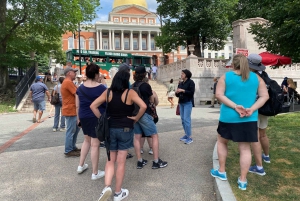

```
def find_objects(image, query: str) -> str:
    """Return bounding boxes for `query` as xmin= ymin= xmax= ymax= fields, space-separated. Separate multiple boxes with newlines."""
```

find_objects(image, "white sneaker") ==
xmin=148 ymin=148 xmax=153 ymax=155
xmin=77 ymin=164 xmax=88 ymax=174
xmin=140 ymin=149 xmax=144 ymax=154
xmin=59 ymin=128 xmax=66 ymax=132
xmin=53 ymin=128 xmax=57 ymax=132
xmin=114 ymin=188 xmax=129 ymax=201
xmin=98 ymin=186 xmax=112 ymax=201
xmin=91 ymin=170 xmax=105 ymax=180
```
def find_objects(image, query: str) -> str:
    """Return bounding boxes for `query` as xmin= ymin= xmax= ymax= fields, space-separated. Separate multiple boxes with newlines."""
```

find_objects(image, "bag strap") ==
xmin=124 ymin=89 xmax=130 ymax=104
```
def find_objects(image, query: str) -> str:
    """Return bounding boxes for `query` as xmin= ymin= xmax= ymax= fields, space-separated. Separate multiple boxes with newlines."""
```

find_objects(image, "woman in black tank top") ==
xmin=91 ymin=70 xmax=146 ymax=200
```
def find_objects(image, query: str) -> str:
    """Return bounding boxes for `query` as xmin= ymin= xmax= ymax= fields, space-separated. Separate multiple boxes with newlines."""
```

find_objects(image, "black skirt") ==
xmin=217 ymin=121 xmax=258 ymax=142
xmin=80 ymin=117 xmax=98 ymax=138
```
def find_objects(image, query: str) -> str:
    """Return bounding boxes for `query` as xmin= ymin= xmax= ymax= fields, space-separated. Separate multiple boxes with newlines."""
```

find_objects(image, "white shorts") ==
xmin=258 ymin=114 xmax=268 ymax=129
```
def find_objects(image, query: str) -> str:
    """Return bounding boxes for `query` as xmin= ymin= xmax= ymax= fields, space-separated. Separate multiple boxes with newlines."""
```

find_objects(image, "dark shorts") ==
xmin=110 ymin=128 xmax=134 ymax=151
xmin=80 ymin=117 xmax=98 ymax=138
xmin=217 ymin=121 xmax=258 ymax=142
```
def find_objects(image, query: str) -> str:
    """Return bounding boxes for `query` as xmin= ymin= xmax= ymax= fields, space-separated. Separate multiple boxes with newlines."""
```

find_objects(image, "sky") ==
xmin=95 ymin=0 xmax=158 ymax=21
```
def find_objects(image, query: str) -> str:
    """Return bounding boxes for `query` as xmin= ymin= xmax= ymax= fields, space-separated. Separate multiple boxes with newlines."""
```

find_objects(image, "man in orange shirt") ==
xmin=61 ymin=67 xmax=81 ymax=157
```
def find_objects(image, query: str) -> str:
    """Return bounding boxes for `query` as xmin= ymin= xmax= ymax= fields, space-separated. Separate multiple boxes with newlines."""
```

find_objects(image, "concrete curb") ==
xmin=212 ymin=142 xmax=237 ymax=201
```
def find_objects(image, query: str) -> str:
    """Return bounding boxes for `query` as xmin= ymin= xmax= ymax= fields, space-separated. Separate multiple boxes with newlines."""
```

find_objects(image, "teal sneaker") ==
xmin=210 ymin=168 xmax=227 ymax=181
xmin=237 ymin=177 xmax=247 ymax=190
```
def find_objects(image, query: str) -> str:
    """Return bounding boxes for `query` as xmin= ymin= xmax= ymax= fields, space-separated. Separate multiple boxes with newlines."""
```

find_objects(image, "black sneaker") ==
xmin=152 ymin=158 xmax=168 ymax=169
xmin=137 ymin=159 xmax=148 ymax=169
xmin=99 ymin=142 xmax=105 ymax=148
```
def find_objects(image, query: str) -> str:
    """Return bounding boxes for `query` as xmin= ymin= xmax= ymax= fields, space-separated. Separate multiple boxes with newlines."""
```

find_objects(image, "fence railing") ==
xmin=15 ymin=66 xmax=36 ymax=108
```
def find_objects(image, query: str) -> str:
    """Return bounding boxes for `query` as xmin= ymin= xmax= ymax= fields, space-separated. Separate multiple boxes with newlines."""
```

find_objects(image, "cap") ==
xmin=76 ymin=75 xmax=82 ymax=78
xmin=118 ymin=63 xmax=131 ymax=72
xmin=247 ymin=54 xmax=266 ymax=71
xmin=135 ymin=66 xmax=146 ymax=74
xmin=64 ymin=67 xmax=78 ymax=75
xmin=36 ymin=75 xmax=43 ymax=81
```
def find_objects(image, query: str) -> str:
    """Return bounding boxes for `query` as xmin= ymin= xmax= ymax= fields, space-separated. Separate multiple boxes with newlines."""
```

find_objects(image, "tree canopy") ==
xmin=156 ymin=0 xmax=238 ymax=57
xmin=0 ymin=0 xmax=100 ymax=90
xmin=233 ymin=0 xmax=300 ymax=62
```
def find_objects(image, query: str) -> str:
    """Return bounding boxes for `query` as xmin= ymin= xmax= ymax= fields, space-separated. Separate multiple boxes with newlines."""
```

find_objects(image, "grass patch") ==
xmin=0 ymin=98 xmax=16 ymax=113
xmin=226 ymin=113 xmax=300 ymax=201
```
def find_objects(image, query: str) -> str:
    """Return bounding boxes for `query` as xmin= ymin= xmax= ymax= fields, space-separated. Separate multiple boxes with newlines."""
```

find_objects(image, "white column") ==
xmin=156 ymin=32 xmax=160 ymax=50
xmin=109 ymin=30 xmax=111 ymax=50
xmin=96 ymin=30 xmax=99 ymax=50
xmin=148 ymin=31 xmax=151 ymax=51
xmin=112 ymin=30 xmax=115 ymax=50
xmin=139 ymin=31 xmax=142 ymax=51
xmin=121 ymin=30 xmax=124 ymax=50
xmin=99 ymin=30 xmax=102 ymax=50
xmin=130 ymin=30 xmax=133 ymax=51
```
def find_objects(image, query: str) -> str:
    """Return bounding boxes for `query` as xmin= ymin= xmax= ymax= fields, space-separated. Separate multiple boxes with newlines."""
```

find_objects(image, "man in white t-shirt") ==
xmin=151 ymin=64 xmax=158 ymax=80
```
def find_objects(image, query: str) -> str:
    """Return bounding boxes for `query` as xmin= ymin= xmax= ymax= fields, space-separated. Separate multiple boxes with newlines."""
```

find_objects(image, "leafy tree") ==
xmin=233 ymin=0 xmax=300 ymax=62
xmin=156 ymin=0 xmax=238 ymax=57
xmin=0 ymin=0 xmax=99 ymax=91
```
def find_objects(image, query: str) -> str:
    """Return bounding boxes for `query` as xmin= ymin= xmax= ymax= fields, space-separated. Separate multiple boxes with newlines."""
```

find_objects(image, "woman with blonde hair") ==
xmin=210 ymin=54 xmax=269 ymax=190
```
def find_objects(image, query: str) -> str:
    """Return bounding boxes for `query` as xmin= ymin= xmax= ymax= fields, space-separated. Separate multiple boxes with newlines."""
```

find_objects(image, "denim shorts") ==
xmin=33 ymin=100 xmax=45 ymax=111
xmin=134 ymin=113 xmax=158 ymax=137
xmin=109 ymin=128 xmax=134 ymax=151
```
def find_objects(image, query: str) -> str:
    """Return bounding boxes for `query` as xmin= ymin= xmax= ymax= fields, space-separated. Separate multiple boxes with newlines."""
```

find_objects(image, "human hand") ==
xmin=235 ymin=105 xmax=247 ymax=117
xmin=245 ymin=108 xmax=254 ymax=117
xmin=127 ymin=116 xmax=138 ymax=123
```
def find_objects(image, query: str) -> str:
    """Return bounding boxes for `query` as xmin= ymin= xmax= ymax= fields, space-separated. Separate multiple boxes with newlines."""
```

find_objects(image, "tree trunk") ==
xmin=0 ymin=0 xmax=8 ymax=91
xmin=187 ymin=36 xmax=201 ymax=57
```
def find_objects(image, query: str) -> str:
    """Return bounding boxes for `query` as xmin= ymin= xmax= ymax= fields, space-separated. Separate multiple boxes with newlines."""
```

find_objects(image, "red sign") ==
xmin=236 ymin=48 xmax=249 ymax=57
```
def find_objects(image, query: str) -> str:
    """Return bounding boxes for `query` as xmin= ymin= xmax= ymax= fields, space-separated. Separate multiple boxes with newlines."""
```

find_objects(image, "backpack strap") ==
xmin=124 ymin=89 xmax=130 ymax=104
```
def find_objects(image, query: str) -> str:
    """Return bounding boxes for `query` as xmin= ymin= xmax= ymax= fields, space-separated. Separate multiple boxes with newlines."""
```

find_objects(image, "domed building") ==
xmin=62 ymin=0 xmax=178 ymax=67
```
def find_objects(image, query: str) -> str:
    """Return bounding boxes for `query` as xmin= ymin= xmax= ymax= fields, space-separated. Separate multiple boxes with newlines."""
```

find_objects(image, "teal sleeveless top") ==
xmin=219 ymin=71 xmax=259 ymax=123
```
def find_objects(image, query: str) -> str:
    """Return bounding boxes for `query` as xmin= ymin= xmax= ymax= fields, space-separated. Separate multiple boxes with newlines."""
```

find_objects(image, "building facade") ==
xmin=62 ymin=0 xmax=179 ymax=66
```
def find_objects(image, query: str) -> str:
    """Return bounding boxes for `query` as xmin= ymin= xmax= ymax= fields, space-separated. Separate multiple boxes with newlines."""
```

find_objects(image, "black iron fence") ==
xmin=15 ymin=66 xmax=36 ymax=108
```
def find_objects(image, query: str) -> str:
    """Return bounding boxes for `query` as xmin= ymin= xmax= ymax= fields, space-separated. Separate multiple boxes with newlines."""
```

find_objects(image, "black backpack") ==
xmin=257 ymin=71 xmax=284 ymax=116
xmin=131 ymin=82 xmax=145 ymax=116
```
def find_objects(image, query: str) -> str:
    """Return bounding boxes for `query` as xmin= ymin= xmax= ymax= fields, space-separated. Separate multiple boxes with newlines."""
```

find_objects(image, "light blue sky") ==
xmin=95 ymin=0 xmax=158 ymax=21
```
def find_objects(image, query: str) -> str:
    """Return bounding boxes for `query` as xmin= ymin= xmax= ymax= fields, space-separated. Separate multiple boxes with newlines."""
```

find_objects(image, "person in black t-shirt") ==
xmin=132 ymin=66 xmax=168 ymax=169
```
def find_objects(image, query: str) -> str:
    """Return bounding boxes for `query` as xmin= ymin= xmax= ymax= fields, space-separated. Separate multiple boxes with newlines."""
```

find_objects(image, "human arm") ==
xmin=90 ymin=89 xmax=108 ymax=118
xmin=45 ymin=91 xmax=51 ymax=102
xmin=127 ymin=90 xmax=147 ymax=122
xmin=245 ymin=75 xmax=269 ymax=116
xmin=75 ymin=94 xmax=81 ymax=126
xmin=29 ymin=91 xmax=33 ymax=102
xmin=215 ymin=75 xmax=246 ymax=117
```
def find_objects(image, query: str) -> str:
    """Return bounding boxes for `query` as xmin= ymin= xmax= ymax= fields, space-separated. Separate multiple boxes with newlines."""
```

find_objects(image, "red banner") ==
xmin=236 ymin=48 xmax=249 ymax=57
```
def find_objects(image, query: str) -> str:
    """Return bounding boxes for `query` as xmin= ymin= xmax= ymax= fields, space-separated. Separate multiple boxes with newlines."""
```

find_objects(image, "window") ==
xmin=228 ymin=46 xmax=232 ymax=51
xmin=68 ymin=37 xmax=73 ymax=49
xmin=115 ymin=38 xmax=120 ymax=49
xmin=151 ymin=38 xmax=155 ymax=50
xmin=124 ymin=38 xmax=129 ymax=50
xmin=229 ymin=53 xmax=232 ymax=59
xmin=180 ymin=46 xmax=185 ymax=51
xmin=123 ymin=18 xmax=128 ymax=22
xmin=132 ymin=19 xmax=137 ymax=23
xmin=114 ymin=18 xmax=119 ymax=22
xmin=79 ymin=37 xmax=85 ymax=49
xmin=140 ymin=19 xmax=145 ymax=23
xmin=215 ymin=53 xmax=218 ymax=58
xmin=133 ymin=38 xmax=138 ymax=50
xmin=103 ymin=39 xmax=108 ymax=50
xmin=208 ymin=53 xmax=211 ymax=58
xmin=142 ymin=38 xmax=147 ymax=50
xmin=89 ymin=38 xmax=95 ymax=50
xmin=149 ymin=19 xmax=154 ymax=24
xmin=221 ymin=53 xmax=225 ymax=58
xmin=174 ymin=57 xmax=178 ymax=62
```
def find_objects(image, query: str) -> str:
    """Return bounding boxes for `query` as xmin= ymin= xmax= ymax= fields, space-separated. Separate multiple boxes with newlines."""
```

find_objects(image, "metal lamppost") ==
xmin=78 ymin=23 xmax=82 ymax=75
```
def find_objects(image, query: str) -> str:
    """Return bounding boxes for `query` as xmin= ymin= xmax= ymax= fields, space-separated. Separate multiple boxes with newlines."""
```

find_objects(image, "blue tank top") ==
xmin=219 ymin=71 xmax=259 ymax=123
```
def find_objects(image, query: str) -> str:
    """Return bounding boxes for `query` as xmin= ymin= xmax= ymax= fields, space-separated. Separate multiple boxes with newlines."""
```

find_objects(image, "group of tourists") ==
xmin=29 ymin=53 xmax=276 ymax=200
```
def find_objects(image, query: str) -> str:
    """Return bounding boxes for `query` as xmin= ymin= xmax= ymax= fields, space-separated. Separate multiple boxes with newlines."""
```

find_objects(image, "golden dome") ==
xmin=113 ymin=0 xmax=148 ymax=9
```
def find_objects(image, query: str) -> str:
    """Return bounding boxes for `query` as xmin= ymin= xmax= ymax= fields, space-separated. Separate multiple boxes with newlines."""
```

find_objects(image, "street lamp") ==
xmin=142 ymin=12 xmax=164 ymax=65
xmin=78 ymin=23 xmax=82 ymax=75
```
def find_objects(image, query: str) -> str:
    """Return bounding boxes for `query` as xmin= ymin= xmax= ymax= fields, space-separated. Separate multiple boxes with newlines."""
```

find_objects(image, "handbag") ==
xmin=176 ymin=105 xmax=180 ymax=115
xmin=50 ymin=85 xmax=60 ymax=105
xmin=95 ymin=88 xmax=111 ymax=161
xmin=149 ymin=102 xmax=159 ymax=123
